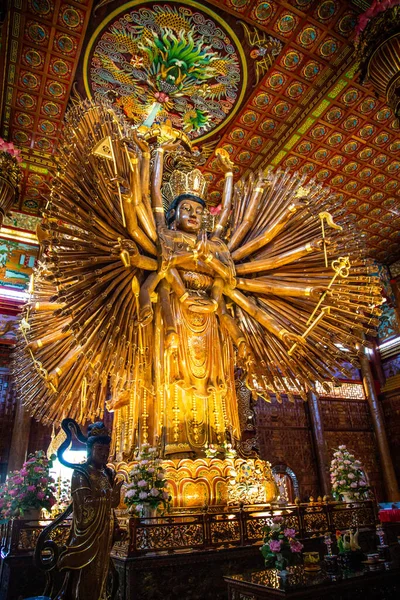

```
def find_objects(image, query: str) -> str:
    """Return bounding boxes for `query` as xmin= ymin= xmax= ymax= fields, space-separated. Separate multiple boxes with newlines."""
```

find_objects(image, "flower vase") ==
xmin=137 ymin=504 xmax=157 ymax=551
xmin=22 ymin=507 xmax=42 ymax=521
xmin=278 ymin=568 xmax=289 ymax=588
xmin=140 ymin=504 xmax=157 ymax=521
xmin=341 ymin=492 xmax=355 ymax=503
xmin=275 ymin=554 xmax=290 ymax=587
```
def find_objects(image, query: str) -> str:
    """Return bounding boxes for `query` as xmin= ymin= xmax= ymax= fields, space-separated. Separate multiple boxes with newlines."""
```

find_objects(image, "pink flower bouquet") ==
xmin=355 ymin=0 xmax=400 ymax=36
xmin=0 ymin=450 xmax=57 ymax=520
xmin=261 ymin=516 xmax=304 ymax=570
xmin=0 ymin=138 xmax=22 ymax=163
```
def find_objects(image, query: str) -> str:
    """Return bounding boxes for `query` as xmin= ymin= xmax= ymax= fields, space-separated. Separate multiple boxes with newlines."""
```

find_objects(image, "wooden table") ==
xmin=224 ymin=564 xmax=400 ymax=599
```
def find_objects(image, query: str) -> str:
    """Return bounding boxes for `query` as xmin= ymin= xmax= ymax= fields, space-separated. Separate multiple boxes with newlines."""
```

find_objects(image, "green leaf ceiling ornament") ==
xmin=83 ymin=0 xmax=247 ymax=141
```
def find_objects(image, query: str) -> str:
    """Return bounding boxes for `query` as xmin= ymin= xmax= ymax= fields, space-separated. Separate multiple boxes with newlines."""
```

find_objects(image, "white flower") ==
xmin=140 ymin=459 xmax=149 ymax=466
xmin=350 ymin=482 xmax=357 ymax=488
xmin=344 ymin=460 xmax=351 ymax=465
xmin=138 ymin=480 xmax=147 ymax=487
xmin=338 ymin=445 xmax=346 ymax=450
xmin=348 ymin=473 xmax=355 ymax=479
xmin=125 ymin=490 xmax=136 ymax=499
xmin=139 ymin=491 xmax=148 ymax=500
xmin=150 ymin=487 xmax=160 ymax=497
xmin=340 ymin=480 xmax=346 ymax=485
xmin=136 ymin=504 xmax=144 ymax=512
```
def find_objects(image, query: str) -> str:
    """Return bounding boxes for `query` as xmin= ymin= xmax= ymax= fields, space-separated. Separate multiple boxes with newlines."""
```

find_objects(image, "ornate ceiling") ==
xmin=0 ymin=0 xmax=399 ymax=264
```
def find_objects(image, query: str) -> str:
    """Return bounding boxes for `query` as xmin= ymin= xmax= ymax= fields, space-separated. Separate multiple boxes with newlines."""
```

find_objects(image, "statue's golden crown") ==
xmin=163 ymin=168 xmax=208 ymax=205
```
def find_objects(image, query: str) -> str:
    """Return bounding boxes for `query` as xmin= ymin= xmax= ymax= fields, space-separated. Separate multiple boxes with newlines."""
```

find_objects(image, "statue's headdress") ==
xmin=163 ymin=168 xmax=208 ymax=226
xmin=87 ymin=421 xmax=111 ymax=447
xmin=163 ymin=168 xmax=208 ymax=205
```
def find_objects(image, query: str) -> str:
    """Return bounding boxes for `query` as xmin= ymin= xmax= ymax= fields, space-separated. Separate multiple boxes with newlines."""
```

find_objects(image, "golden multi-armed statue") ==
xmin=15 ymin=102 xmax=381 ymax=460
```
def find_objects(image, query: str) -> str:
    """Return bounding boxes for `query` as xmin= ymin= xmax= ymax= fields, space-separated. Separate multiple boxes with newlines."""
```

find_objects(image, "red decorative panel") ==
xmin=381 ymin=390 xmax=400 ymax=485
xmin=0 ymin=348 xmax=16 ymax=474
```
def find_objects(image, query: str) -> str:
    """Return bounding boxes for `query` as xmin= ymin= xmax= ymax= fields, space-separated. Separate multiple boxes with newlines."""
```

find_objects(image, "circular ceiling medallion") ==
xmin=84 ymin=0 xmax=247 ymax=142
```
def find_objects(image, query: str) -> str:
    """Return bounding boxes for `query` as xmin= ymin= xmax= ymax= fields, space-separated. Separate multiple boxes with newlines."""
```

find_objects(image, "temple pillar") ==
xmin=307 ymin=391 xmax=330 ymax=497
xmin=370 ymin=338 xmax=386 ymax=389
xmin=8 ymin=397 xmax=31 ymax=473
xmin=359 ymin=349 xmax=400 ymax=501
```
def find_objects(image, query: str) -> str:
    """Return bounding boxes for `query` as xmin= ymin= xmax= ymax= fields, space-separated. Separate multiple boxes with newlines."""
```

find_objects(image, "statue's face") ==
xmin=174 ymin=199 xmax=204 ymax=233
xmin=89 ymin=442 xmax=110 ymax=469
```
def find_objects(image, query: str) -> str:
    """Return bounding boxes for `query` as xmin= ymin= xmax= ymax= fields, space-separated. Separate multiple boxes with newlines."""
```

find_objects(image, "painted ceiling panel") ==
xmin=0 ymin=0 xmax=399 ymax=263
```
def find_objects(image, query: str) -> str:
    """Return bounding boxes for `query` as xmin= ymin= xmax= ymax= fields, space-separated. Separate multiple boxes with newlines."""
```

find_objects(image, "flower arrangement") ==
xmin=0 ymin=138 xmax=21 ymax=162
xmin=0 ymin=138 xmax=22 ymax=181
xmin=330 ymin=445 xmax=370 ymax=501
xmin=261 ymin=516 xmax=304 ymax=571
xmin=0 ymin=451 xmax=57 ymax=520
xmin=124 ymin=443 xmax=171 ymax=516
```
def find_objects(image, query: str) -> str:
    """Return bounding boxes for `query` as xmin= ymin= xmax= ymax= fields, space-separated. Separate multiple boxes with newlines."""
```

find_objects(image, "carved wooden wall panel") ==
xmin=381 ymin=390 xmax=400 ymax=484
xmin=256 ymin=397 xmax=319 ymax=500
xmin=27 ymin=419 xmax=52 ymax=458
xmin=319 ymin=398 xmax=372 ymax=431
xmin=255 ymin=391 xmax=386 ymax=501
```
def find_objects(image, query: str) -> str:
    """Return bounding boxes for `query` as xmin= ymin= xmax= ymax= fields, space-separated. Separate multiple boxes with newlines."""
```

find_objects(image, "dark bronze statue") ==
xmin=35 ymin=419 xmax=124 ymax=600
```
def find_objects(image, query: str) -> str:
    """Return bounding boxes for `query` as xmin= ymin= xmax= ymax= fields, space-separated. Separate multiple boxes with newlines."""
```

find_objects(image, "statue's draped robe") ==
xmin=56 ymin=466 xmax=115 ymax=600
xmin=113 ymin=234 xmax=241 ymax=459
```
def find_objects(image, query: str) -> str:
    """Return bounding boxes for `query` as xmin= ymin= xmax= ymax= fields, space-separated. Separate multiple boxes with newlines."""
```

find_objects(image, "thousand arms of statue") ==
xmin=15 ymin=102 xmax=382 ymax=459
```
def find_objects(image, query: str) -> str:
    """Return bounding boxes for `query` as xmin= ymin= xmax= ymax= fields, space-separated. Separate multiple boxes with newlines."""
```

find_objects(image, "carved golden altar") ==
xmin=116 ymin=457 xmax=277 ymax=508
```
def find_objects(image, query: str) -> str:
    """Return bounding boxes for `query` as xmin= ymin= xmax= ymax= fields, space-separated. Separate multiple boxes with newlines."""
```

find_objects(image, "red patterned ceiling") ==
xmin=0 ymin=0 xmax=94 ymax=213
xmin=202 ymin=0 xmax=400 ymax=265
xmin=0 ymin=0 xmax=399 ymax=264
